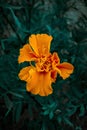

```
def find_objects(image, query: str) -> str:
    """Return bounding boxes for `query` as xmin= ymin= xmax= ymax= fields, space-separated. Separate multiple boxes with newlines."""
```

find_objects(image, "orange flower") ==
xmin=18 ymin=34 xmax=74 ymax=96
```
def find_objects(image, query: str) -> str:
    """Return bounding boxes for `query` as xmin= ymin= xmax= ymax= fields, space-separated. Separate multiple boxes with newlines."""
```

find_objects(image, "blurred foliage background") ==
xmin=0 ymin=0 xmax=87 ymax=130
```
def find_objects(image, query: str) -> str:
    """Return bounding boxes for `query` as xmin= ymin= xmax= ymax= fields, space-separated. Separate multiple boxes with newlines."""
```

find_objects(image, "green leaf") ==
xmin=4 ymin=95 xmax=13 ymax=110
xmin=4 ymin=95 xmax=13 ymax=117
xmin=1 ymin=40 xmax=5 ymax=50
xmin=10 ymin=8 xmax=29 ymax=33
xmin=49 ymin=111 xmax=54 ymax=119
xmin=0 ymin=3 xmax=23 ymax=10
xmin=9 ymin=91 xmax=24 ymax=99
xmin=15 ymin=102 xmax=22 ymax=122
xmin=75 ymin=126 xmax=82 ymax=130
xmin=79 ymin=104 xmax=85 ymax=117
xmin=43 ymin=110 xmax=49 ymax=115
xmin=57 ymin=116 xmax=62 ymax=124
xmin=10 ymin=9 xmax=22 ymax=28
xmin=41 ymin=121 xmax=47 ymax=130
xmin=66 ymin=106 xmax=77 ymax=116
xmin=63 ymin=117 xmax=73 ymax=127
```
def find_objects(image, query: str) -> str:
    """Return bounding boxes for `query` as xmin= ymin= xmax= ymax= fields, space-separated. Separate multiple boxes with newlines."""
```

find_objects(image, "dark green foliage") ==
xmin=0 ymin=0 xmax=87 ymax=130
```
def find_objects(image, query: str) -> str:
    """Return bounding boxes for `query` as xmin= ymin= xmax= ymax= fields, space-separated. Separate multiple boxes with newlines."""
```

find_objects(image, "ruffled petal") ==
xmin=52 ymin=52 xmax=60 ymax=69
xmin=56 ymin=62 xmax=74 ymax=79
xmin=29 ymin=34 xmax=53 ymax=56
xmin=18 ymin=66 xmax=31 ymax=82
xmin=18 ymin=44 xmax=37 ymax=63
xmin=29 ymin=35 xmax=39 ymax=55
xmin=39 ymin=72 xmax=53 ymax=96
xmin=26 ymin=68 xmax=53 ymax=96
xmin=52 ymin=52 xmax=60 ymax=63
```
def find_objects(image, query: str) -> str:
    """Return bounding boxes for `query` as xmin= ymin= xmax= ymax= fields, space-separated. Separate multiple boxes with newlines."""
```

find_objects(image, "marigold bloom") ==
xmin=18 ymin=34 xmax=74 ymax=96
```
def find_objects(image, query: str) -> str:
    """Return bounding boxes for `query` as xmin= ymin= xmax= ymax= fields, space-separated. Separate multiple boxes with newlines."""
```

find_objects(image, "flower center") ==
xmin=36 ymin=54 xmax=52 ymax=72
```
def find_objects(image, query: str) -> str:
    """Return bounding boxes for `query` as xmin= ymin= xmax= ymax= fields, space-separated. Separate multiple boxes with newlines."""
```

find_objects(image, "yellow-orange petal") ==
xmin=26 ymin=68 xmax=53 ymax=96
xmin=52 ymin=52 xmax=60 ymax=63
xmin=56 ymin=62 xmax=74 ymax=79
xmin=29 ymin=34 xmax=53 ymax=56
xmin=18 ymin=44 xmax=37 ymax=63
xmin=18 ymin=66 xmax=31 ymax=82
xmin=29 ymin=35 xmax=39 ymax=55
xmin=52 ymin=52 xmax=60 ymax=69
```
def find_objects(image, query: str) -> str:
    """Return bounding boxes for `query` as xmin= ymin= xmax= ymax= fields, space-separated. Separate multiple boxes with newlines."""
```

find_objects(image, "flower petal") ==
xmin=29 ymin=35 xmax=39 ymax=55
xmin=26 ymin=68 xmax=53 ymax=96
xmin=52 ymin=52 xmax=60 ymax=63
xmin=29 ymin=34 xmax=53 ymax=56
xmin=56 ymin=62 xmax=74 ymax=79
xmin=51 ymin=70 xmax=57 ymax=83
xmin=18 ymin=66 xmax=31 ymax=82
xmin=52 ymin=52 xmax=60 ymax=69
xmin=18 ymin=44 xmax=37 ymax=63
xmin=39 ymin=72 xmax=53 ymax=96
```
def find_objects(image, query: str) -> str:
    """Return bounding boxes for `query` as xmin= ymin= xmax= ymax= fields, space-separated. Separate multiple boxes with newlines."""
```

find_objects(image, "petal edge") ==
xmin=56 ymin=62 xmax=74 ymax=79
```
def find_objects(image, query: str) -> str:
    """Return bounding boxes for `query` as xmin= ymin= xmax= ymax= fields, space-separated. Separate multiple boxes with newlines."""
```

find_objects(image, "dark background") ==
xmin=0 ymin=0 xmax=87 ymax=130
